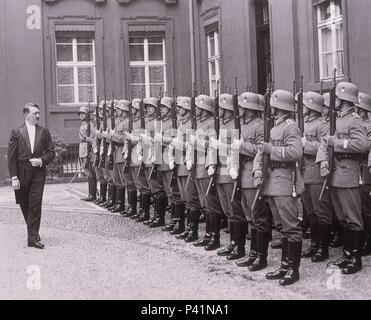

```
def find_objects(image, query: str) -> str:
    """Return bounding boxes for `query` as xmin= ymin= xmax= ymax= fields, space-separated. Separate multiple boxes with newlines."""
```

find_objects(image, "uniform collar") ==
xmin=242 ymin=114 xmax=258 ymax=125
xmin=221 ymin=113 xmax=234 ymax=125
xmin=340 ymin=107 xmax=355 ymax=119
xmin=305 ymin=114 xmax=320 ymax=123
xmin=274 ymin=113 xmax=292 ymax=126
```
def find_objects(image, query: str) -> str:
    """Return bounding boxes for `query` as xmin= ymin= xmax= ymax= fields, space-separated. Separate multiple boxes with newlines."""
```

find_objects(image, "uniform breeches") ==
xmin=268 ymin=196 xmax=302 ymax=242
xmin=331 ymin=187 xmax=363 ymax=231
xmin=361 ymin=185 xmax=371 ymax=229
xmin=119 ymin=165 xmax=135 ymax=191
xmin=102 ymin=168 xmax=113 ymax=182
xmin=95 ymin=167 xmax=104 ymax=181
xmin=178 ymin=175 xmax=201 ymax=211
xmin=195 ymin=178 xmax=222 ymax=215
xmin=112 ymin=163 xmax=125 ymax=187
xmin=216 ymin=183 xmax=246 ymax=223
xmin=145 ymin=167 xmax=165 ymax=198
xmin=158 ymin=170 xmax=182 ymax=204
xmin=302 ymin=184 xmax=332 ymax=225
xmin=80 ymin=157 xmax=94 ymax=177
xmin=131 ymin=167 xmax=151 ymax=194
xmin=242 ymin=188 xmax=270 ymax=232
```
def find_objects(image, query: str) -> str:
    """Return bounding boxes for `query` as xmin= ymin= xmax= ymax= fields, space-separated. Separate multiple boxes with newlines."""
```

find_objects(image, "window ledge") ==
xmin=49 ymin=105 xmax=81 ymax=114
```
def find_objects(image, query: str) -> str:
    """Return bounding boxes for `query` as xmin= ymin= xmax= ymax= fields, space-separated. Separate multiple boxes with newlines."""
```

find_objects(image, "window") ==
xmin=316 ymin=0 xmax=344 ymax=79
xmin=129 ymin=35 xmax=166 ymax=98
xmin=207 ymin=31 xmax=221 ymax=97
xmin=56 ymin=32 xmax=97 ymax=105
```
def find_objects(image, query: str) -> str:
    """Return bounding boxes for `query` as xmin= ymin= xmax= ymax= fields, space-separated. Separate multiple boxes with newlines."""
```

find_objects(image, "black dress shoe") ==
xmin=28 ymin=241 xmax=45 ymax=249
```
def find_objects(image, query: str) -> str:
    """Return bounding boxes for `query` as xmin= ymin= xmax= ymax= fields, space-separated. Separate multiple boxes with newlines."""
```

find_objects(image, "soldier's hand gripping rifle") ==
xmin=251 ymin=75 xmax=273 ymax=211
xmin=169 ymin=88 xmax=179 ymax=189
xmin=93 ymin=96 xmax=101 ymax=167
xmin=231 ymin=77 xmax=242 ymax=202
xmin=185 ymin=83 xmax=197 ymax=189
xmin=319 ymin=69 xmax=337 ymax=201
xmin=107 ymin=93 xmax=116 ymax=170
xmin=137 ymin=91 xmax=146 ymax=177
xmin=98 ymin=95 xmax=108 ymax=168
xmin=123 ymin=94 xmax=133 ymax=174
xmin=206 ymin=83 xmax=220 ymax=197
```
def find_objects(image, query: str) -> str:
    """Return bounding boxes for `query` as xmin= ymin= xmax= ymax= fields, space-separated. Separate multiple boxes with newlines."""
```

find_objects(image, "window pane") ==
xmin=129 ymin=44 xmax=144 ymax=61
xmin=149 ymin=66 xmax=164 ymax=84
xmin=210 ymin=61 xmax=216 ymax=76
xmin=57 ymin=67 xmax=74 ymax=85
xmin=321 ymin=27 xmax=332 ymax=52
xmin=130 ymin=67 xmax=145 ymax=84
xmin=56 ymin=37 xmax=72 ymax=44
xmin=78 ymin=67 xmax=94 ymax=85
xmin=150 ymin=84 xmax=163 ymax=97
xmin=336 ymin=51 xmax=344 ymax=75
xmin=319 ymin=1 xmax=331 ymax=21
xmin=148 ymin=37 xmax=163 ymax=44
xmin=334 ymin=0 xmax=342 ymax=17
xmin=209 ymin=35 xmax=215 ymax=57
xmin=129 ymin=38 xmax=144 ymax=44
xmin=77 ymin=37 xmax=93 ymax=44
xmin=77 ymin=44 xmax=93 ymax=61
xmin=148 ymin=44 xmax=163 ymax=61
xmin=58 ymin=86 xmax=74 ymax=103
xmin=79 ymin=86 xmax=95 ymax=103
xmin=130 ymin=84 xmax=145 ymax=98
xmin=56 ymin=44 xmax=73 ymax=61
xmin=322 ymin=53 xmax=333 ymax=78
xmin=335 ymin=23 xmax=343 ymax=50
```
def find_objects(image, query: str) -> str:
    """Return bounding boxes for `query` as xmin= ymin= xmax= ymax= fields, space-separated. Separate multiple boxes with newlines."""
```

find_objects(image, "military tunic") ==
xmin=79 ymin=120 xmax=95 ymax=177
xmin=317 ymin=108 xmax=369 ymax=231
xmin=360 ymin=118 xmax=371 ymax=228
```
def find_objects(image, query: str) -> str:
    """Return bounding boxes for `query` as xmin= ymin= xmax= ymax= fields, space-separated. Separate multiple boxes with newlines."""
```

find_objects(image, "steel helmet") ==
xmin=270 ymin=90 xmax=295 ymax=112
xmin=303 ymin=91 xmax=325 ymax=113
xmin=195 ymin=94 xmax=214 ymax=112
xmin=336 ymin=82 xmax=359 ymax=104
xmin=177 ymin=96 xmax=191 ymax=110
xmin=356 ymin=92 xmax=371 ymax=112
xmin=238 ymin=92 xmax=262 ymax=111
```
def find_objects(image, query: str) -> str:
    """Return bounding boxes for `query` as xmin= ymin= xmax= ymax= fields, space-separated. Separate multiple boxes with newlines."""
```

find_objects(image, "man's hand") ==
xmin=327 ymin=135 xmax=336 ymax=147
xmin=262 ymin=142 xmax=272 ymax=155
xmin=29 ymin=158 xmax=42 ymax=167
xmin=320 ymin=161 xmax=329 ymax=177
xmin=229 ymin=167 xmax=238 ymax=180
xmin=169 ymin=160 xmax=175 ymax=170
xmin=12 ymin=177 xmax=20 ymax=190
xmin=207 ymin=166 xmax=215 ymax=176
xmin=186 ymin=160 xmax=193 ymax=171
xmin=253 ymin=170 xmax=263 ymax=187
xmin=301 ymin=137 xmax=307 ymax=147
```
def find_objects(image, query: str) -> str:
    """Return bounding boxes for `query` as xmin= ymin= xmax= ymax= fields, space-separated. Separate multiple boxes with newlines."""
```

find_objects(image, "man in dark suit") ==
xmin=7 ymin=103 xmax=55 ymax=249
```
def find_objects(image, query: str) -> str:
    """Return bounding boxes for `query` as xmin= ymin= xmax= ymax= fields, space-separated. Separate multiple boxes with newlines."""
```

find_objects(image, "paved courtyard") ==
xmin=0 ymin=183 xmax=370 ymax=300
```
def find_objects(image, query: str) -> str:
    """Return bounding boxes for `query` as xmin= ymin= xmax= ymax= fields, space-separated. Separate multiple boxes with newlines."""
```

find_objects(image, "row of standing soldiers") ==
xmin=78 ymin=79 xmax=371 ymax=286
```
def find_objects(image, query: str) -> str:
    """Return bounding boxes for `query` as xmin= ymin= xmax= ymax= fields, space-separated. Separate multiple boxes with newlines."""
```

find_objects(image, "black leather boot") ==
xmin=143 ymin=196 xmax=156 ymax=225
xmin=279 ymin=241 xmax=302 ymax=286
xmin=95 ymin=182 xmax=107 ymax=204
xmin=302 ymin=223 xmax=319 ymax=258
xmin=149 ymin=196 xmax=167 ymax=228
xmin=327 ymin=228 xmax=351 ymax=269
xmin=217 ymin=221 xmax=235 ymax=256
xmin=204 ymin=214 xmax=221 ymax=251
xmin=227 ymin=222 xmax=247 ymax=261
xmin=81 ymin=176 xmax=97 ymax=202
xmin=185 ymin=210 xmax=200 ymax=242
xmin=126 ymin=190 xmax=138 ymax=218
xmin=266 ymin=238 xmax=289 ymax=280
xmin=341 ymin=230 xmax=363 ymax=275
xmin=362 ymin=223 xmax=371 ymax=256
xmin=100 ymin=184 xmax=113 ymax=207
xmin=170 ymin=203 xmax=186 ymax=235
xmin=330 ymin=225 xmax=344 ymax=248
xmin=111 ymin=187 xmax=124 ymax=213
xmin=236 ymin=228 xmax=258 ymax=267
xmin=199 ymin=209 xmax=206 ymax=223
xmin=176 ymin=209 xmax=191 ymax=239
xmin=249 ymin=231 xmax=270 ymax=271
xmin=136 ymin=193 xmax=151 ymax=222
xmin=312 ymin=223 xmax=331 ymax=262
xmin=162 ymin=203 xmax=177 ymax=232
xmin=194 ymin=211 xmax=211 ymax=247
xmin=106 ymin=186 xmax=117 ymax=209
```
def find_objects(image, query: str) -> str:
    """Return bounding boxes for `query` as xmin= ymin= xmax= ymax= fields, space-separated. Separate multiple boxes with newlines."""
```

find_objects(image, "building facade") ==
xmin=1 ymin=0 xmax=370 ymax=181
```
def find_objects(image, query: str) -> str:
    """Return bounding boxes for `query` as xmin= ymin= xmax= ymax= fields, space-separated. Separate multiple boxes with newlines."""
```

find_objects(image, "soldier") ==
xmin=170 ymin=96 xmax=200 ymax=237
xmin=141 ymin=97 xmax=168 ymax=228
xmin=317 ymin=82 xmax=369 ymax=274
xmin=232 ymin=92 xmax=270 ymax=271
xmin=183 ymin=94 xmax=224 ymax=248
xmin=300 ymin=92 xmax=332 ymax=262
xmin=78 ymin=105 xmax=96 ymax=202
xmin=125 ymin=98 xmax=152 ymax=221
xmin=354 ymin=92 xmax=371 ymax=256
xmin=108 ymin=100 xmax=130 ymax=214
xmin=211 ymin=93 xmax=248 ymax=261
xmin=94 ymin=100 xmax=108 ymax=206
xmin=253 ymin=89 xmax=304 ymax=286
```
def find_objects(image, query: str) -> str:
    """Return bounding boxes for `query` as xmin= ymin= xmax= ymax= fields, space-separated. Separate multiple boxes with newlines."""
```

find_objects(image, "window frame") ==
xmin=55 ymin=35 xmax=97 ymax=106
xmin=316 ymin=0 xmax=344 ymax=80
xmin=129 ymin=36 xmax=167 ymax=98
xmin=207 ymin=30 xmax=221 ymax=97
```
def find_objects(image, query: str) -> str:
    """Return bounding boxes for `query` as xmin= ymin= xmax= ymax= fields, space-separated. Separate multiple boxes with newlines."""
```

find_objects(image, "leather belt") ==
xmin=270 ymin=161 xmax=295 ymax=169
xmin=334 ymin=153 xmax=361 ymax=161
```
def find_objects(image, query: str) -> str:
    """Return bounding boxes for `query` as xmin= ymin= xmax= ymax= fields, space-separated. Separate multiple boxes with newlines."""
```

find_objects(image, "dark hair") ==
xmin=23 ymin=103 xmax=40 ymax=114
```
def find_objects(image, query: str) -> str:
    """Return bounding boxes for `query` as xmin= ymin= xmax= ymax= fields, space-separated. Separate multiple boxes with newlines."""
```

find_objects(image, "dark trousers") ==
xmin=242 ymin=188 xmax=270 ymax=232
xmin=131 ymin=166 xmax=151 ymax=195
xmin=361 ymin=185 xmax=371 ymax=228
xmin=216 ymin=183 xmax=246 ymax=223
xmin=195 ymin=178 xmax=223 ymax=215
xmin=302 ymin=184 xmax=332 ymax=225
xmin=18 ymin=167 xmax=46 ymax=243
xmin=178 ymin=174 xmax=201 ymax=211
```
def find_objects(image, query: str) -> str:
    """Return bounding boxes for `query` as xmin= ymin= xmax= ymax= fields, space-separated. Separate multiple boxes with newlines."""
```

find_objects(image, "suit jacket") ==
xmin=8 ymin=123 xmax=55 ymax=203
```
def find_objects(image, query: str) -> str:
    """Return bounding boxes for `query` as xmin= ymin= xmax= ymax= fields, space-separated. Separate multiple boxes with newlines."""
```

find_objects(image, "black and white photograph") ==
xmin=1 ymin=0 xmax=371 ymax=305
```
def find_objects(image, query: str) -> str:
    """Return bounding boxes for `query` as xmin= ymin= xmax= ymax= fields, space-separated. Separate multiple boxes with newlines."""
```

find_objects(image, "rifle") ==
xmin=230 ymin=77 xmax=242 ymax=202
xmin=137 ymin=91 xmax=146 ymax=177
xmin=169 ymin=88 xmax=179 ymax=189
xmin=93 ymin=96 xmax=101 ymax=167
xmin=148 ymin=90 xmax=162 ymax=180
xmin=107 ymin=93 xmax=116 ymax=170
xmin=98 ymin=95 xmax=108 ymax=168
xmin=251 ymin=74 xmax=273 ymax=211
xmin=185 ymin=83 xmax=197 ymax=189
xmin=83 ymin=102 xmax=92 ymax=170
xmin=205 ymin=82 xmax=220 ymax=197
xmin=123 ymin=94 xmax=133 ymax=174
xmin=319 ymin=69 xmax=337 ymax=201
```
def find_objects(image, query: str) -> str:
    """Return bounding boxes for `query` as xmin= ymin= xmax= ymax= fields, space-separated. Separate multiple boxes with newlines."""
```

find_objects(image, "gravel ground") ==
xmin=0 ymin=183 xmax=370 ymax=300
